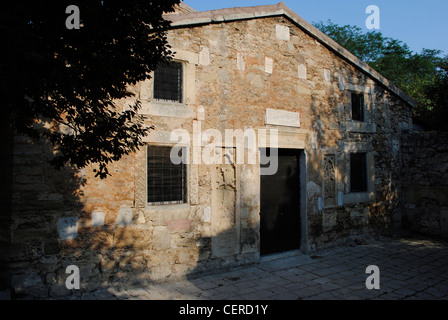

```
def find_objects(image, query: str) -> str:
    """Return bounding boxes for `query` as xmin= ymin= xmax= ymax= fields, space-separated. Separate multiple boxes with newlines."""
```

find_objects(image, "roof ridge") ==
xmin=166 ymin=2 xmax=286 ymax=22
xmin=166 ymin=3 xmax=198 ymax=15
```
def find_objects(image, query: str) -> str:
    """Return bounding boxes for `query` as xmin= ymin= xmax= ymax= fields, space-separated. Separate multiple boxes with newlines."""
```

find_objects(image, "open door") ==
xmin=260 ymin=149 xmax=301 ymax=255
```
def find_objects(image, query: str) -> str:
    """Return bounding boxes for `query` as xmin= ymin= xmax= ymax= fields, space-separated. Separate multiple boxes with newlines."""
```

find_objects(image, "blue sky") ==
xmin=183 ymin=0 xmax=448 ymax=55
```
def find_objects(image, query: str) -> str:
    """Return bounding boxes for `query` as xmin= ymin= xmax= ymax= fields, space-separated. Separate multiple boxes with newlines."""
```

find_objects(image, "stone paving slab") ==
xmin=93 ymin=236 xmax=448 ymax=300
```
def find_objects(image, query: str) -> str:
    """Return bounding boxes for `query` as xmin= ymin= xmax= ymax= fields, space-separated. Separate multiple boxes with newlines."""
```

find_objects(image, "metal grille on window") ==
xmin=147 ymin=146 xmax=187 ymax=204
xmin=153 ymin=61 xmax=183 ymax=103
xmin=350 ymin=153 xmax=367 ymax=193
xmin=351 ymin=93 xmax=364 ymax=122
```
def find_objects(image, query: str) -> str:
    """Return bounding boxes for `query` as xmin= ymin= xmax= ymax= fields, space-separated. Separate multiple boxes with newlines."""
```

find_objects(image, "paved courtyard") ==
xmin=91 ymin=235 xmax=448 ymax=300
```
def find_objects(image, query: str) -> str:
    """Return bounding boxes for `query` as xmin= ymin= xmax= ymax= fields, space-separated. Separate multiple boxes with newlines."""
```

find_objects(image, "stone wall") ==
xmin=163 ymin=16 xmax=413 ymax=251
xmin=7 ymin=14 xmax=414 ymax=299
xmin=401 ymin=131 xmax=448 ymax=238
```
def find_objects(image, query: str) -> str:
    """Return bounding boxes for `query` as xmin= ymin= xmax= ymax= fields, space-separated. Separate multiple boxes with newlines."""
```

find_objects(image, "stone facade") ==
xmin=5 ymin=3 xmax=415 ymax=298
xmin=401 ymin=131 xmax=448 ymax=238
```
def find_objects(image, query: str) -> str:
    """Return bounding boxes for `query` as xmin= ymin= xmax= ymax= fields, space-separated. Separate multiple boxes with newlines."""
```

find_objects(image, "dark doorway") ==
xmin=260 ymin=149 xmax=301 ymax=255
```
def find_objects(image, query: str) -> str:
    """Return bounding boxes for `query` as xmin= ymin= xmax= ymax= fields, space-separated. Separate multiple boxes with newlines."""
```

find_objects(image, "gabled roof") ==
xmin=164 ymin=2 xmax=415 ymax=107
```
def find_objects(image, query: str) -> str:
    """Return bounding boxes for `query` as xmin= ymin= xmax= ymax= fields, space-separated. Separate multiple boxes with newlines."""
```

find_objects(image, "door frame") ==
xmin=258 ymin=148 xmax=308 ymax=255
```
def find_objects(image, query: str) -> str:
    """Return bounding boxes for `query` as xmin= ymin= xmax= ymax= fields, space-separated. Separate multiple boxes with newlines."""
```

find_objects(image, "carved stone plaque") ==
xmin=212 ymin=148 xmax=237 ymax=258
xmin=323 ymin=155 xmax=336 ymax=207
xmin=266 ymin=108 xmax=301 ymax=128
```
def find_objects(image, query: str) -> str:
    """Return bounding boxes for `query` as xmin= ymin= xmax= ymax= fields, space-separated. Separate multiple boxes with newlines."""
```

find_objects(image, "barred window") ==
xmin=147 ymin=146 xmax=187 ymax=205
xmin=350 ymin=153 xmax=367 ymax=193
xmin=351 ymin=93 xmax=364 ymax=122
xmin=153 ymin=61 xmax=183 ymax=103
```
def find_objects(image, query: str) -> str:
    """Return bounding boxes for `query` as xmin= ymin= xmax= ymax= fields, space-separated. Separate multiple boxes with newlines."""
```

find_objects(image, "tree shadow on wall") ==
xmin=5 ymin=130 xmax=90 ymax=299
xmin=305 ymin=58 xmax=405 ymax=242
xmin=6 ymin=132 xmax=245 ymax=300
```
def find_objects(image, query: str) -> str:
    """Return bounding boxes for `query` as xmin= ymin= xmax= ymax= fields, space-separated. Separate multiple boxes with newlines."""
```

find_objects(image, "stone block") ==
xmin=152 ymin=226 xmax=171 ymax=250
xmin=91 ymin=212 xmax=105 ymax=227
xmin=199 ymin=46 xmax=210 ymax=66
xmin=405 ymin=186 xmax=448 ymax=207
xmin=37 ymin=193 xmax=63 ymax=202
xmin=441 ymin=209 xmax=448 ymax=233
xmin=146 ymin=103 xmax=196 ymax=119
xmin=275 ymin=24 xmax=290 ymax=41
xmin=298 ymin=64 xmax=307 ymax=80
xmin=44 ymin=241 xmax=60 ymax=255
xmin=338 ymin=192 xmax=344 ymax=207
xmin=265 ymin=57 xmax=273 ymax=74
xmin=139 ymin=78 xmax=152 ymax=102
xmin=237 ymin=52 xmax=245 ymax=71
xmin=203 ymin=206 xmax=211 ymax=223
xmin=197 ymin=106 xmax=205 ymax=121
xmin=57 ymin=217 xmax=79 ymax=240
xmin=246 ymin=73 xmax=263 ymax=88
xmin=115 ymin=207 xmax=133 ymax=226
xmin=49 ymin=284 xmax=71 ymax=298
xmin=323 ymin=211 xmax=337 ymax=231
xmin=265 ymin=108 xmax=301 ymax=128
xmin=323 ymin=69 xmax=331 ymax=82
xmin=165 ymin=219 xmax=191 ymax=232
xmin=344 ymin=121 xmax=377 ymax=133
xmin=296 ymin=84 xmax=311 ymax=95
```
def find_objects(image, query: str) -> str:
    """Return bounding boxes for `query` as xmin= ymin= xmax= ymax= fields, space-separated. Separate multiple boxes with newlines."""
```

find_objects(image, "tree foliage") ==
xmin=314 ymin=20 xmax=448 ymax=131
xmin=0 ymin=0 xmax=180 ymax=178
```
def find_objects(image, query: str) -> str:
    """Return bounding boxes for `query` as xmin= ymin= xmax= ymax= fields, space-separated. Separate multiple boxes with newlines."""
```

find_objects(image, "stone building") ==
xmin=4 ymin=2 xmax=416 ymax=298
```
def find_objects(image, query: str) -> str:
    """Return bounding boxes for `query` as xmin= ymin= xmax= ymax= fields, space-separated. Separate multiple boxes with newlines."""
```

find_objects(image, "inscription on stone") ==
xmin=323 ymin=155 xmax=336 ymax=207
xmin=212 ymin=148 xmax=237 ymax=258
xmin=266 ymin=108 xmax=301 ymax=128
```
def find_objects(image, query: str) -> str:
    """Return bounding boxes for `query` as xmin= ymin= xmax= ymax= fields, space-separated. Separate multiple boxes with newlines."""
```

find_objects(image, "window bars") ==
xmin=153 ymin=61 xmax=183 ymax=103
xmin=147 ymin=146 xmax=187 ymax=204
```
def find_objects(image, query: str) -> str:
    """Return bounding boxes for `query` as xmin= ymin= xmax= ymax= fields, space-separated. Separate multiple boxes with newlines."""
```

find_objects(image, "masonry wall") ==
xmin=0 ymin=115 xmax=13 ymax=294
xmin=8 ymin=15 xmax=413 ymax=298
xmin=401 ymin=131 xmax=448 ymax=238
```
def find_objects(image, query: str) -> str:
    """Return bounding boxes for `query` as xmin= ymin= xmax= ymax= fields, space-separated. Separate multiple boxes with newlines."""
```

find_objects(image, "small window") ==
xmin=147 ymin=146 xmax=187 ymax=204
xmin=153 ymin=61 xmax=183 ymax=103
xmin=351 ymin=93 xmax=364 ymax=122
xmin=350 ymin=153 xmax=367 ymax=193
